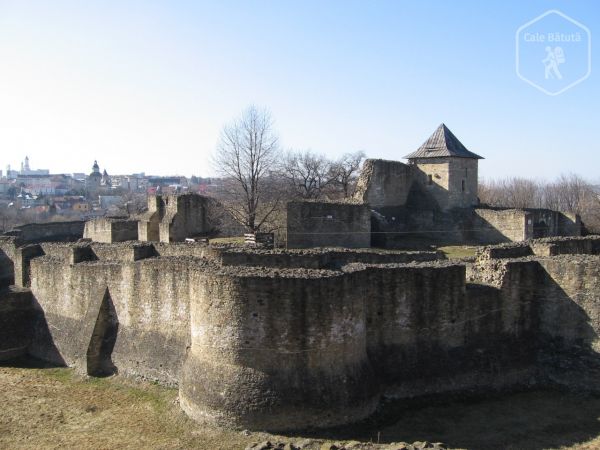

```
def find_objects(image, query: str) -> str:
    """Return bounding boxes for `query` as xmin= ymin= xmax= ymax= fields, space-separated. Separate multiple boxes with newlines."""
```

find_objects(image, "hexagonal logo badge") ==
xmin=516 ymin=10 xmax=591 ymax=96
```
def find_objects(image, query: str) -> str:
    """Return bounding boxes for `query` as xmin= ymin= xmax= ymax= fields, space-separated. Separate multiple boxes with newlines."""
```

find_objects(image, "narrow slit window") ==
xmin=461 ymin=179 xmax=466 ymax=192
xmin=428 ymin=174 xmax=433 ymax=185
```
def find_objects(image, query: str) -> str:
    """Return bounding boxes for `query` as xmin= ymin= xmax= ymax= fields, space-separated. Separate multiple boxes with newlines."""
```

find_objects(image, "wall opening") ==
xmin=0 ymin=248 xmax=15 ymax=288
xmin=87 ymin=289 xmax=119 ymax=377
xmin=427 ymin=174 xmax=433 ymax=185
xmin=533 ymin=220 xmax=550 ymax=239
xmin=461 ymin=179 xmax=466 ymax=192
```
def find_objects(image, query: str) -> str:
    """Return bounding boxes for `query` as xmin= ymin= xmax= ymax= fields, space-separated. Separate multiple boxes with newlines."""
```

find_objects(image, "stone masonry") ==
xmin=288 ymin=124 xmax=581 ymax=249
xmin=138 ymin=193 xmax=210 ymax=243
xmin=1 ymin=233 xmax=600 ymax=431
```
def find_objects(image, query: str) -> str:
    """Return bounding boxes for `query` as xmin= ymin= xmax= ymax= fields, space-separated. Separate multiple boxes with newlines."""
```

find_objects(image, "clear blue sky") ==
xmin=0 ymin=0 xmax=598 ymax=180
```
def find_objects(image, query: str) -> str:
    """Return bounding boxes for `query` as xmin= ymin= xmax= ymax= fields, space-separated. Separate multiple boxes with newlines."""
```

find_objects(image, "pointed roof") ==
xmin=404 ymin=124 xmax=483 ymax=159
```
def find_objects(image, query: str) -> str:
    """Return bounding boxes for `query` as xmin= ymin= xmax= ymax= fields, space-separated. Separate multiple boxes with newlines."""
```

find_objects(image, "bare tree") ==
xmin=546 ymin=173 xmax=590 ymax=214
xmin=330 ymin=151 xmax=366 ymax=198
xmin=213 ymin=106 xmax=281 ymax=232
xmin=281 ymin=150 xmax=333 ymax=199
xmin=479 ymin=177 xmax=542 ymax=208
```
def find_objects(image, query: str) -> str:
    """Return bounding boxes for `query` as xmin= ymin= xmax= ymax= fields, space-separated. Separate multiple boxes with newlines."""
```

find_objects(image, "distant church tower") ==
xmin=404 ymin=124 xmax=483 ymax=209
xmin=87 ymin=160 xmax=102 ymax=191
xmin=24 ymin=156 xmax=30 ymax=172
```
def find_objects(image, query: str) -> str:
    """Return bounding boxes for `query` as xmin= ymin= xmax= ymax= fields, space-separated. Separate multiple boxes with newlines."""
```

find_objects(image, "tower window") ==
xmin=461 ymin=180 xmax=466 ymax=192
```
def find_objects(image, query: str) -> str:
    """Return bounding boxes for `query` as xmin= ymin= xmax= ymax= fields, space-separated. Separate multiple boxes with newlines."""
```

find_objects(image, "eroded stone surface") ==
xmin=1 ymin=237 xmax=600 ymax=432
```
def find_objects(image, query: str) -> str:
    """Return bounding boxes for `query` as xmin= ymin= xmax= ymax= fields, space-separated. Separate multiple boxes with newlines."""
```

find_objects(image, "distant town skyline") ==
xmin=0 ymin=1 xmax=598 ymax=180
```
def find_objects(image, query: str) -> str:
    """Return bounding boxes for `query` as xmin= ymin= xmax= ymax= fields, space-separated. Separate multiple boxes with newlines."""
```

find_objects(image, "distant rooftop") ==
xmin=404 ymin=123 xmax=483 ymax=159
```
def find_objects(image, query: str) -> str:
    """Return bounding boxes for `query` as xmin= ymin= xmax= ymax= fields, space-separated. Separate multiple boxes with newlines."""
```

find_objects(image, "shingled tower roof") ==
xmin=404 ymin=124 xmax=483 ymax=160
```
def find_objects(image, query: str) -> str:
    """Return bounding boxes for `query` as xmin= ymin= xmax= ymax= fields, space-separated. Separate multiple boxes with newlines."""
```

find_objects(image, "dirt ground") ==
xmin=2 ymin=362 xmax=600 ymax=450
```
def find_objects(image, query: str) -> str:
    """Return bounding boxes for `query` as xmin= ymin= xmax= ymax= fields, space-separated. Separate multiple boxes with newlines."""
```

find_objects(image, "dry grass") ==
xmin=2 ymin=363 xmax=600 ymax=449
xmin=0 ymin=364 xmax=255 ymax=450
xmin=438 ymin=246 xmax=477 ymax=259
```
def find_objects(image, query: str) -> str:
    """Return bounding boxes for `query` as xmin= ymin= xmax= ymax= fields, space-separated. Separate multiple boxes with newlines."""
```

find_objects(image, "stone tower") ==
xmin=404 ymin=123 xmax=483 ymax=209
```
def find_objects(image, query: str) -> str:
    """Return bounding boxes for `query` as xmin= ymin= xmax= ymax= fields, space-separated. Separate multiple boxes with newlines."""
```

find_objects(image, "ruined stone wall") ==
xmin=159 ymin=194 xmax=208 ymax=243
xmin=138 ymin=196 xmax=163 ymax=242
xmin=0 ymin=286 xmax=33 ymax=360
xmin=353 ymin=159 xmax=413 ymax=208
xmin=473 ymin=208 xmax=582 ymax=245
xmin=180 ymin=266 xmax=379 ymax=431
xmin=83 ymin=218 xmax=114 ymax=243
xmin=473 ymin=208 xmax=527 ymax=243
xmin=527 ymin=255 xmax=600 ymax=391
xmin=4 ymin=236 xmax=600 ymax=432
xmin=364 ymin=260 xmax=540 ymax=398
xmin=28 ymin=253 xmax=195 ymax=386
xmin=84 ymin=218 xmax=139 ymax=243
xmin=138 ymin=194 xmax=210 ymax=243
xmin=124 ymin=242 xmax=443 ymax=268
xmin=217 ymin=247 xmax=442 ymax=269
xmin=537 ymin=256 xmax=600 ymax=350
xmin=286 ymin=201 xmax=371 ymax=249
xmin=90 ymin=242 xmax=156 ymax=262
xmin=558 ymin=212 xmax=582 ymax=236
xmin=467 ymin=242 xmax=600 ymax=389
xmin=14 ymin=244 xmax=45 ymax=287
xmin=9 ymin=221 xmax=84 ymax=244
xmin=371 ymin=207 xmax=479 ymax=249
xmin=151 ymin=242 xmax=206 ymax=257
xmin=536 ymin=254 xmax=600 ymax=393
xmin=178 ymin=257 xmax=548 ymax=430
xmin=530 ymin=236 xmax=600 ymax=256
xmin=0 ymin=238 xmax=16 ymax=287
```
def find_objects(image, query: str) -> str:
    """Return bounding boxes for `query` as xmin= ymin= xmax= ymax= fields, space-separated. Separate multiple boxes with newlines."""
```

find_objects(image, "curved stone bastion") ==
xmin=1 ymin=237 xmax=600 ymax=431
xmin=180 ymin=266 xmax=379 ymax=430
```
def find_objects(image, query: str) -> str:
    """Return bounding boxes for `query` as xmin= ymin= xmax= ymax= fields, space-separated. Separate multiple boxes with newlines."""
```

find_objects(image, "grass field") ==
xmin=437 ymin=246 xmax=478 ymax=259
xmin=2 ymin=362 xmax=600 ymax=449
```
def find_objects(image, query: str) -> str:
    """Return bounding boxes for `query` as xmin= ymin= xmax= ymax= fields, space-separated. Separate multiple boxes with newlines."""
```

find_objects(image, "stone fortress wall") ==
xmin=83 ymin=217 xmax=139 ymax=243
xmin=2 ymin=234 xmax=600 ymax=431
xmin=0 ymin=123 xmax=594 ymax=432
xmin=290 ymin=123 xmax=582 ymax=249
xmin=286 ymin=201 xmax=372 ymax=249
xmin=83 ymin=193 xmax=211 ymax=244
xmin=290 ymin=158 xmax=582 ymax=249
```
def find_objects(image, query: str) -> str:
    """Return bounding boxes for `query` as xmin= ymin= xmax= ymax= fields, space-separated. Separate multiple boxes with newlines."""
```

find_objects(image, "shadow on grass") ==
xmin=288 ymin=389 xmax=600 ymax=450
xmin=0 ymin=354 xmax=63 ymax=369
xmin=3 ymin=357 xmax=600 ymax=449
